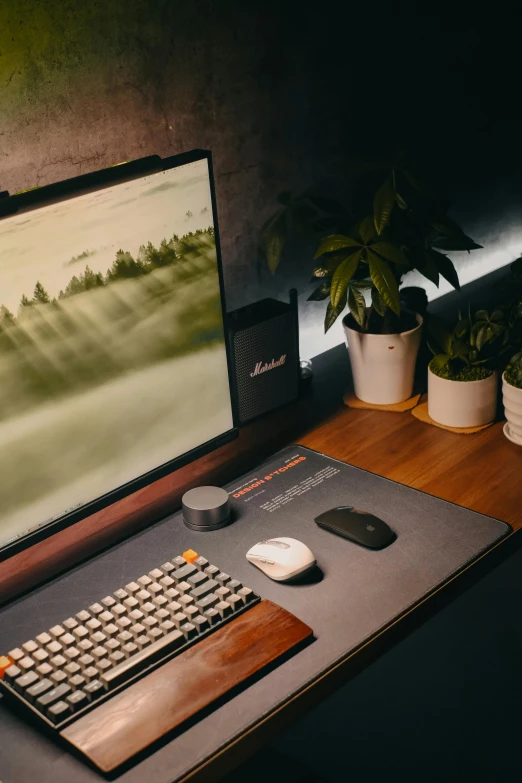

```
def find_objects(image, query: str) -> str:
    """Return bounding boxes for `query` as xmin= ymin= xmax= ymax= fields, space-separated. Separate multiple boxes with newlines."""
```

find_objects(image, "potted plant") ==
xmin=503 ymin=352 xmax=522 ymax=445
xmin=427 ymin=309 xmax=510 ymax=427
xmin=261 ymin=156 xmax=482 ymax=404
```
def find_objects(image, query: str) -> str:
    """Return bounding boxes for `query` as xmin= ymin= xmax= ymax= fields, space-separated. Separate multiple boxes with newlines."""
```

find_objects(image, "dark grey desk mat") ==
xmin=0 ymin=446 xmax=510 ymax=783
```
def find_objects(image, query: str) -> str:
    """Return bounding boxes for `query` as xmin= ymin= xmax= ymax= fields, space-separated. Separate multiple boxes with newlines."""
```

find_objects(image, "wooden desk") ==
xmin=1 ymin=344 xmax=521 ymax=782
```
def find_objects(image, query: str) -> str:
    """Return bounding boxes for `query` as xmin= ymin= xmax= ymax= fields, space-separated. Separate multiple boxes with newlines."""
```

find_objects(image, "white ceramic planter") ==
xmin=342 ymin=311 xmax=423 ymax=404
xmin=502 ymin=372 xmax=522 ymax=445
xmin=427 ymin=366 xmax=497 ymax=428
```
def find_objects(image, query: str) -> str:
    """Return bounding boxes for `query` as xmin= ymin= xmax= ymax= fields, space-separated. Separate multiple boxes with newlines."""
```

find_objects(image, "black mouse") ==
xmin=314 ymin=506 xmax=396 ymax=550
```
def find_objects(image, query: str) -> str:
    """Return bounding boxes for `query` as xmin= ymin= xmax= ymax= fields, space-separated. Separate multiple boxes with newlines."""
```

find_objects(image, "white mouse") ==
xmin=246 ymin=537 xmax=316 ymax=582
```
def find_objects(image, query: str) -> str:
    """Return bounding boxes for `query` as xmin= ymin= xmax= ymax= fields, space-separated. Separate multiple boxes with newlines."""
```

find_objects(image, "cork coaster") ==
xmin=343 ymin=391 xmax=422 ymax=412
xmin=411 ymin=401 xmax=494 ymax=434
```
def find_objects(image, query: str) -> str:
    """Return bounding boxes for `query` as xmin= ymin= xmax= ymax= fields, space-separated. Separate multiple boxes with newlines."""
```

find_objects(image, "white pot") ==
xmin=427 ymin=366 xmax=497 ymax=428
xmin=502 ymin=372 xmax=522 ymax=445
xmin=342 ymin=311 xmax=423 ymax=404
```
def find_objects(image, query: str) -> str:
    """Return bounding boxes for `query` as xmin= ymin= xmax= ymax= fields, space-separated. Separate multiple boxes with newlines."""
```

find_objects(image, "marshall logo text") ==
xmin=250 ymin=354 xmax=287 ymax=378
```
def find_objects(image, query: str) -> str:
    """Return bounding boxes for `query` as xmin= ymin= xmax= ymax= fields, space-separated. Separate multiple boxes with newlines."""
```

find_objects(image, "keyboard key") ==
xmin=46 ymin=640 xmax=63 ymax=655
xmin=123 ymin=596 xmax=139 ymax=610
xmin=180 ymin=622 xmax=197 ymax=640
xmin=75 ymin=610 xmax=91 ymax=623
xmin=154 ymin=608 xmax=170 ymax=622
xmin=101 ymin=596 xmax=116 ymax=608
xmin=113 ymin=589 xmax=127 ymax=601
xmin=69 ymin=674 xmax=86 ymax=690
xmin=78 ymin=654 xmax=95 ymax=669
xmin=88 ymin=603 xmax=104 ymax=616
xmin=135 ymin=635 xmax=151 ymax=651
xmin=22 ymin=640 xmax=38 ymax=654
xmin=172 ymin=556 xmax=186 ymax=567
xmin=0 ymin=656 xmax=15 ymax=680
xmin=50 ymin=670 xmax=68 ymax=685
xmin=193 ymin=615 xmax=210 ymax=633
xmin=49 ymin=625 xmax=65 ymax=639
xmin=32 ymin=648 xmax=48 ymax=663
xmin=164 ymin=588 xmax=180 ymax=601
xmin=204 ymin=565 xmax=219 ymax=577
xmin=36 ymin=682 xmax=71 ymax=710
xmin=63 ymin=617 xmax=78 ymax=631
xmin=26 ymin=678 xmax=53 ymax=703
xmin=129 ymin=609 xmax=144 ymax=622
xmin=125 ymin=582 xmax=140 ymax=595
xmin=83 ymin=680 xmax=104 ymax=700
xmin=227 ymin=579 xmax=242 ymax=592
xmin=159 ymin=575 xmax=175 ymax=588
xmin=136 ymin=590 xmax=151 ymax=605
xmin=86 ymin=618 xmax=101 ymax=632
xmin=143 ymin=616 xmax=158 ymax=629
xmin=48 ymin=700 xmax=71 ymax=724
xmin=194 ymin=556 xmax=208 ymax=569
xmin=152 ymin=595 xmax=168 ymax=609
xmin=216 ymin=586 xmax=230 ymax=599
xmin=60 ymin=633 xmax=75 ymax=647
xmin=116 ymin=617 xmax=132 ymax=631
xmin=19 ymin=656 xmax=35 ymax=671
xmin=36 ymin=663 xmax=53 ymax=677
xmin=196 ymin=593 xmax=219 ymax=610
xmin=67 ymin=689 xmax=88 ymax=710
xmin=8 ymin=648 xmax=24 ymax=663
xmin=147 ymin=627 xmax=163 ymax=642
xmin=98 ymin=611 xmax=114 ymax=627
xmin=122 ymin=642 xmax=138 ymax=657
xmin=148 ymin=568 xmax=163 ymax=580
xmin=64 ymin=647 xmax=80 ymax=661
xmin=160 ymin=562 xmax=175 ymax=575
xmin=64 ymin=662 xmax=81 ymax=676
xmin=104 ymin=623 xmax=119 ymax=638
xmin=130 ymin=623 xmax=145 ymax=639
xmin=104 ymin=639 xmax=120 ymax=653
xmin=15 ymin=670 xmax=39 ymax=692
xmin=148 ymin=582 xmax=162 ymax=598
xmin=179 ymin=594 xmax=194 ymax=607
xmin=237 ymin=587 xmax=255 ymax=604
xmin=112 ymin=603 xmax=126 ymax=618
xmin=215 ymin=572 xmax=230 ymax=585
xmin=191 ymin=579 xmax=218 ymax=600
xmin=204 ymin=608 xmax=220 ymax=625
xmin=137 ymin=575 xmax=152 ymax=588
xmin=72 ymin=626 xmax=89 ymax=641
xmin=78 ymin=639 xmax=94 ymax=652
xmin=91 ymin=646 xmax=107 ymax=661
xmin=101 ymin=629 xmax=184 ymax=690
xmin=187 ymin=571 xmax=207 ymax=588
xmin=184 ymin=605 xmax=199 ymax=620
xmin=109 ymin=650 xmax=126 ymax=665
xmin=182 ymin=549 xmax=198 ymax=564
xmin=177 ymin=581 xmax=191 ymax=594
xmin=83 ymin=666 xmax=99 ymax=683
xmin=215 ymin=601 xmax=233 ymax=619
xmin=172 ymin=612 xmax=187 ymax=629
xmin=141 ymin=602 xmax=156 ymax=616
xmin=117 ymin=630 xmax=133 ymax=644
xmin=91 ymin=631 xmax=107 ymax=645
xmin=96 ymin=659 xmax=112 ymax=675
xmin=4 ymin=665 xmax=21 ymax=685
xmin=35 ymin=632 xmax=52 ymax=646
xmin=226 ymin=594 xmax=243 ymax=611
xmin=172 ymin=564 xmax=196 ymax=583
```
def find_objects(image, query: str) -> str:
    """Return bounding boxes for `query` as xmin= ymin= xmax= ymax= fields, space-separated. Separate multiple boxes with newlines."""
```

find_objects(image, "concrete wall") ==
xmin=1 ymin=2 xmax=521 ymax=356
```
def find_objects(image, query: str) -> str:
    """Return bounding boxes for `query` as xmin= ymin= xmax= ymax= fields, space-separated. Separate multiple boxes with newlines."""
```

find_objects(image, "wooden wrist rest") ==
xmin=61 ymin=600 xmax=313 ymax=774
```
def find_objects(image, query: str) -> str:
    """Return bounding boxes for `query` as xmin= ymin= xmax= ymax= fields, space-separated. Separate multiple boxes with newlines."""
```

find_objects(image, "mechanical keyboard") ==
xmin=0 ymin=548 xmax=260 ymax=729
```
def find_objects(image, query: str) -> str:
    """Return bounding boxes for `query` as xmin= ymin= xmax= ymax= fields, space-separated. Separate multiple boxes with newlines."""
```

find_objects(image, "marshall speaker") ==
xmin=227 ymin=294 xmax=300 ymax=424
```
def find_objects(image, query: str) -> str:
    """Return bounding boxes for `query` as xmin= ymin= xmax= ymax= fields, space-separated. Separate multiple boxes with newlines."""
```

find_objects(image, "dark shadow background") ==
xmin=2 ymin=2 xmax=522 ymax=779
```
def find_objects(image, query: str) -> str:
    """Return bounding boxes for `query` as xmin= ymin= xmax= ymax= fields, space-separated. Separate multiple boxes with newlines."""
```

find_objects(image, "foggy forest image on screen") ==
xmin=0 ymin=159 xmax=233 ymax=546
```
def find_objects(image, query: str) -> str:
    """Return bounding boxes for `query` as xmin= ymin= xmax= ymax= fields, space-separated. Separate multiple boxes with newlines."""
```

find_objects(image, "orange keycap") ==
xmin=0 ymin=656 xmax=11 ymax=679
xmin=182 ymin=549 xmax=198 ymax=564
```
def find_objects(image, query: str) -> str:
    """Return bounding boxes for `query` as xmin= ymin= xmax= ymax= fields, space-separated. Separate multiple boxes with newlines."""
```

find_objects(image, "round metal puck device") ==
xmin=181 ymin=486 xmax=231 ymax=531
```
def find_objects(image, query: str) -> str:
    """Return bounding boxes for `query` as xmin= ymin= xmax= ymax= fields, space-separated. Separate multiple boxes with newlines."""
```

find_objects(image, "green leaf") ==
xmin=314 ymin=234 xmax=360 ymax=259
xmin=330 ymin=250 xmax=362 ymax=309
xmin=264 ymin=211 xmax=287 ymax=274
xmin=427 ymin=315 xmax=452 ymax=353
xmin=367 ymin=250 xmax=401 ymax=315
xmin=373 ymin=174 xmax=395 ymax=235
xmin=430 ymin=353 xmax=450 ymax=371
xmin=371 ymin=241 xmax=410 ymax=266
xmin=307 ymin=282 xmax=331 ymax=301
xmin=417 ymin=252 xmax=439 ymax=286
xmin=371 ymin=287 xmax=386 ymax=316
xmin=429 ymin=250 xmax=460 ymax=290
xmin=395 ymin=191 xmax=408 ymax=210
xmin=348 ymin=286 xmax=366 ymax=327
xmin=431 ymin=235 xmax=482 ymax=252
xmin=312 ymin=250 xmax=353 ymax=278
xmin=475 ymin=324 xmax=488 ymax=352
xmin=351 ymin=279 xmax=373 ymax=289
xmin=358 ymin=215 xmax=376 ymax=244
xmin=324 ymin=289 xmax=347 ymax=333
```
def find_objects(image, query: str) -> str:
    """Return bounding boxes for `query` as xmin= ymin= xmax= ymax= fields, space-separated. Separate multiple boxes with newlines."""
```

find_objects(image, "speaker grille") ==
xmin=232 ymin=311 xmax=298 ymax=423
